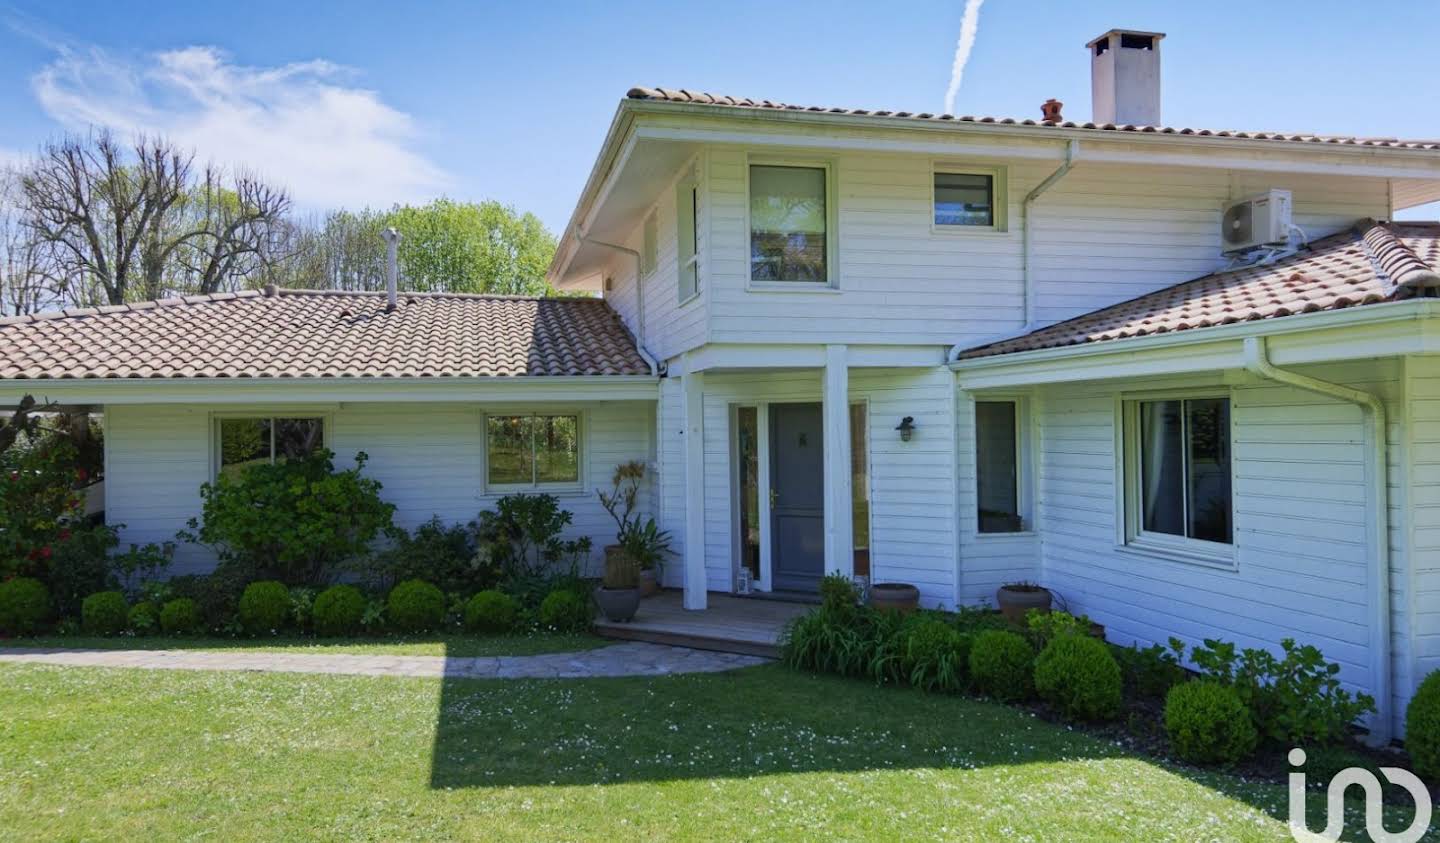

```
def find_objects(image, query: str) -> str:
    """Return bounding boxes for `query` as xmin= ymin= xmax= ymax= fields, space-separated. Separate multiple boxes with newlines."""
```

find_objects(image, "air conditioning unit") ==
xmin=1221 ymin=189 xmax=1292 ymax=253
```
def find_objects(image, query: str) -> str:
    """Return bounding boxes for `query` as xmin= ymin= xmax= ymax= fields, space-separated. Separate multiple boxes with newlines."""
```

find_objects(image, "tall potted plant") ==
xmin=598 ymin=461 xmax=667 ymax=596
xmin=594 ymin=545 xmax=641 ymax=622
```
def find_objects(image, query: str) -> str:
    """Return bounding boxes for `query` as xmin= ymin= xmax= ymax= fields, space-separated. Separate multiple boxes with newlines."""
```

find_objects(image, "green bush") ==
xmin=368 ymin=517 xmax=489 ymax=595
xmin=0 ymin=577 xmax=50 ymax=634
xmin=387 ymin=579 xmax=445 ymax=633
xmin=1405 ymin=670 xmax=1440 ymax=781
xmin=1034 ymin=634 xmax=1124 ymax=721
xmin=473 ymin=494 xmax=591 ymax=606
xmin=159 ymin=598 xmax=201 ymax=635
xmin=819 ymin=572 xmax=861 ymax=615
xmin=465 ymin=590 xmax=520 ymax=633
xmin=238 ymin=580 xmax=291 ymax=634
xmin=179 ymin=450 xmax=397 ymax=587
xmin=538 ymin=589 xmax=589 ymax=632
xmin=1165 ymin=680 xmax=1258 ymax=765
xmin=81 ymin=590 xmax=129 ymax=635
xmin=165 ymin=568 xmax=248 ymax=630
xmin=1025 ymin=609 xmax=1090 ymax=649
xmin=312 ymin=585 xmax=366 ymax=636
xmin=969 ymin=629 xmax=1036 ymax=703
xmin=1115 ymin=638 xmax=1188 ymax=699
xmin=45 ymin=524 xmax=119 ymax=617
xmin=127 ymin=601 xmax=159 ymax=635
xmin=288 ymin=587 xmax=317 ymax=631
xmin=901 ymin=618 xmax=970 ymax=692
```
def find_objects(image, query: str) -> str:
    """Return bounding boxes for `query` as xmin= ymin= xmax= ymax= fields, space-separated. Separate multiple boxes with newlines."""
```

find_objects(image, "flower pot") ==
xmin=995 ymin=585 xmax=1052 ymax=625
xmin=868 ymin=582 xmax=920 ymax=613
xmin=593 ymin=586 xmax=641 ymax=622
xmin=639 ymin=567 xmax=659 ymax=597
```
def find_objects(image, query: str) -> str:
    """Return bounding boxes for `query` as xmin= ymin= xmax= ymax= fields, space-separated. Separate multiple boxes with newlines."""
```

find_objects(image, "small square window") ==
xmin=935 ymin=172 xmax=996 ymax=227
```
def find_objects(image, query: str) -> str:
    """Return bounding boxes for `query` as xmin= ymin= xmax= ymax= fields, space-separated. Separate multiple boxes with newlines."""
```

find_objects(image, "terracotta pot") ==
xmin=995 ymin=585 xmax=1052 ymax=624
xmin=868 ymin=582 xmax=920 ymax=613
xmin=639 ymin=567 xmax=659 ymax=597
xmin=593 ymin=586 xmax=640 ymax=622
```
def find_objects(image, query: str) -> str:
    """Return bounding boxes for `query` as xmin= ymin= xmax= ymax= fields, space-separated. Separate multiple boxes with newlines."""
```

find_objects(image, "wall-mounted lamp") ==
xmin=895 ymin=416 xmax=915 ymax=442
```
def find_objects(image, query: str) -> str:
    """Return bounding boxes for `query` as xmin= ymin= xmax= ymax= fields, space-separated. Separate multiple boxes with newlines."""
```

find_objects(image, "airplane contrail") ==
xmin=943 ymin=0 xmax=986 ymax=115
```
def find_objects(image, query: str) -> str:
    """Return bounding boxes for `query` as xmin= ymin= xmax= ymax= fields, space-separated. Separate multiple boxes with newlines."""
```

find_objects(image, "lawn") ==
xmin=1 ymin=658 xmax=1416 ymax=841
xmin=3 ymin=632 xmax=607 ymax=658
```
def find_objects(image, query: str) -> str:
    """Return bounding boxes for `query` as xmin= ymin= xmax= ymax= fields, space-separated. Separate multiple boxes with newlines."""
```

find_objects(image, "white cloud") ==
xmin=30 ymin=45 xmax=445 ymax=209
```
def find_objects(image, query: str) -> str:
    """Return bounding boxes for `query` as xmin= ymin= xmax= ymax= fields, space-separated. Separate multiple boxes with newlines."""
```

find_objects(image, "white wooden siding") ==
xmin=1026 ymin=360 xmax=1411 ymax=733
xmin=1408 ymin=356 xmax=1440 ymax=708
xmin=105 ymin=401 xmax=656 ymax=578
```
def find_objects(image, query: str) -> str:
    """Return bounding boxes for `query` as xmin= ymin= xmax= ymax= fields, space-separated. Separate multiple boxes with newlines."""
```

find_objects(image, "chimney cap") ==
xmin=1085 ymin=29 xmax=1165 ymax=49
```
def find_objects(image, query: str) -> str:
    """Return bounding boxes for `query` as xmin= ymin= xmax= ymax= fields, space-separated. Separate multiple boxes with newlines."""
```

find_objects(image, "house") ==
xmin=3 ymin=29 xmax=1440 ymax=740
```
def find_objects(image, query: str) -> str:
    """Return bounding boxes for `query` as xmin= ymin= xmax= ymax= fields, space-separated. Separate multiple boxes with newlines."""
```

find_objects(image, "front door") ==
xmin=770 ymin=402 xmax=825 ymax=592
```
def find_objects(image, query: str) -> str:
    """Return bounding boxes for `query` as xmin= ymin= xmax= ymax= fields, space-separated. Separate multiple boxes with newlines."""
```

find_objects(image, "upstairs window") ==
xmin=1125 ymin=396 xmax=1233 ymax=557
xmin=217 ymin=417 xmax=324 ymax=478
xmin=934 ymin=167 xmax=1006 ymax=231
xmin=678 ymin=178 xmax=700 ymax=301
xmin=640 ymin=211 xmax=658 ymax=276
xmin=749 ymin=164 xmax=830 ymax=284
xmin=486 ymin=413 xmax=581 ymax=488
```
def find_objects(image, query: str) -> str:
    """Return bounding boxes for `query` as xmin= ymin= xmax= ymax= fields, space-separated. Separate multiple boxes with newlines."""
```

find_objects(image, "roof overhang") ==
xmin=0 ymin=375 xmax=661 ymax=408
xmin=951 ymin=300 xmax=1440 ymax=390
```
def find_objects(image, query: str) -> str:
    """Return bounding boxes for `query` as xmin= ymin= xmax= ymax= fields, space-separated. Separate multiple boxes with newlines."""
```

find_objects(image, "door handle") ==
xmin=769 ymin=488 xmax=778 ymax=509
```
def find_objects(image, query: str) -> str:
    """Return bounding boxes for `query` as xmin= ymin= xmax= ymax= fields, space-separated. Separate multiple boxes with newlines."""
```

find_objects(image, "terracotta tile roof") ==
xmin=959 ymin=221 xmax=1440 ymax=360
xmin=0 ymin=288 xmax=652 ymax=379
xmin=627 ymin=87 xmax=1440 ymax=150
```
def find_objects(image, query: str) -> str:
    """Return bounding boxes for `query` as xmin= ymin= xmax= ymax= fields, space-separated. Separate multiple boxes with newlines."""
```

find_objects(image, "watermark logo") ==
xmin=1288 ymin=748 xmax=1432 ymax=842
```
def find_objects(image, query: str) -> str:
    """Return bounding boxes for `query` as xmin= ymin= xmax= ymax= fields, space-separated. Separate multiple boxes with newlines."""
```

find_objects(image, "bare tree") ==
xmin=0 ymin=168 xmax=48 ymax=316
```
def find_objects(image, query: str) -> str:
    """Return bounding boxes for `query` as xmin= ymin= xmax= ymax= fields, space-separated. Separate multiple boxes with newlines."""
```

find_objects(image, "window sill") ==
xmin=971 ymin=530 xmax=1037 ymax=540
xmin=484 ymin=484 xmax=586 ymax=497
xmin=677 ymin=291 xmax=701 ymax=308
xmin=746 ymin=282 xmax=841 ymax=294
xmin=1114 ymin=539 xmax=1237 ymax=572
xmin=931 ymin=224 xmax=1009 ymax=237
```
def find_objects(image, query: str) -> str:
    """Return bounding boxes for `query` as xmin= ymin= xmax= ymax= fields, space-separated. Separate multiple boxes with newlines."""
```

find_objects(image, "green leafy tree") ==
xmin=383 ymin=199 xmax=555 ymax=296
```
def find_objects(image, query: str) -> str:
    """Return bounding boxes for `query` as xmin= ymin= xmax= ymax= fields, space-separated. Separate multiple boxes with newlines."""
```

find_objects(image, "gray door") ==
xmin=771 ymin=402 xmax=825 ymax=592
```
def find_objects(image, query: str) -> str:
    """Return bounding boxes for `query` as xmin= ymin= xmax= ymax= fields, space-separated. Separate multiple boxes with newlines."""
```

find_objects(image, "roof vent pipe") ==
xmin=381 ymin=227 xmax=402 ymax=312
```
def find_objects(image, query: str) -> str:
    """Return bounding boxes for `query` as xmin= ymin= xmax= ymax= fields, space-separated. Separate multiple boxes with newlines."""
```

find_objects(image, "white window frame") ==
xmin=640 ymin=211 xmax=658 ymax=278
xmin=744 ymin=155 xmax=840 ymax=291
xmin=971 ymin=395 xmax=1034 ymax=537
xmin=1118 ymin=390 xmax=1237 ymax=569
xmin=481 ymin=409 xmax=586 ymax=494
xmin=931 ymin=163 xmax=1008 ymax=234
xmin=210 ymin=411 xmax=331 ymax=479
xmin=677 ymin=167 xmax=702 ymax=305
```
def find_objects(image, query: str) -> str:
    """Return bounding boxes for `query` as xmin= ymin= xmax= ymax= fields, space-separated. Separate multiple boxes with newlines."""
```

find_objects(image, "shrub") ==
xmin=288 ymin=587 xmax=317 ymax=631
xmin=1190 ymin=637 xmax=1375 ymax=746
xmin=782 ymin=606 xmax=867 ymax=676
xmin=388 ymin=579 xmax=445 ymax=633
xmin=1165 ymin=680 xmax=1258 ymax=765
xmin=1405 ymin=670 xmax=1440 ymax=781
xmin=0 ymin=400 xmax=90 ymax=581
xmin=165 ymin=568 xmax=248 ymax=630
xmin=81 ymin=590 xmax=129 ymax=635
xmin=44 ymin=523 xmax=119 ymax=617
xmin=312 ymin=585 xmax=366 ymax=636
xmin=0 ymin=577 xmax=50 ymax=634
xmin=465 ymin=590 xmax=520 ymax=633
xmin=901 ymin=618 xmax=970 ymax=692
xmin=238 ymin=580 xmax=291 ymax=634
xmin=474 ymin=494 xmax=591 ymax=605
xmin=1025 ymin=609 xmax=1090 ymax=649
xmin=969 ymin=629 xmax=1036 ymax=702
xmin=127 ymin=600 xmax=159 ymax=634
xmin=1034 ymin=634 xmax=1124 ymax=721
xmin=159 ymin=598 xmax=201 ymax=635
xmin=179 ymin=450 xmax=397 ymax=586
xmin=366 ymin=516 xmax=489 ymax=595
xmin=538 ymin=589 xmax=589 ymax=632
xmin=1116 ymin=638 xmax=1188 ymax=699
xmin=952 ymin=605 xmax=1012 ymax=635
xmin=820 ymin=572 xmax=861 ymax=615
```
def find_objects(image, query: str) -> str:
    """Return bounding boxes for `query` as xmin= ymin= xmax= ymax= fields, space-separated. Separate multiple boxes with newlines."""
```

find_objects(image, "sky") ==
xmin=2 ymin=0 xmax=1439 ymax=234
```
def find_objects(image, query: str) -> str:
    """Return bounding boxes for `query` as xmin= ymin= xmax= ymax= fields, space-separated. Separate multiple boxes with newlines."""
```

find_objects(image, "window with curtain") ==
xmin=486 ymin=414 xmax=580 ymax=487
xmin=976 ymin=401 xmax=1022 ymax=532
xmin=749 ymin=164 xmax=828 ymax=283
xmin=1132 ymin=397 xmax=1232 ymax=545
xmin=217 ymin=417 xmax=324 ymax=478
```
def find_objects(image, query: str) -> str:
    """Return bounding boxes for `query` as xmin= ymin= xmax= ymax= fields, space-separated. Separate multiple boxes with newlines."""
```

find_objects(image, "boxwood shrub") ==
xmin=1034 ymin=633 xmax=1123 ymax=721
xmin=969 ymin=629 xmax=1035 ymax=702
xmin=238 ymin=581 xmax=291 ymax=634
xmin=159 ymin=598 xmax=202 ymax=635
xmin=1405 ymin=670 xmax=1440 ymax=781
xmin=538 ymin=589 xmax=589 ymax=632
xmin=465 ymin=590 xmax=520 ymax=633
xmin=0 ymin=577 xmax=51 ymax=635
xmin=1164 ymin=680 xmax=1258 ymax=766
xmin=81 ymin=591 xmax=129 ymax=635
xmin=313 ymin=584 xmax=366 ymax=636
xmin=388 ymin=579 xmax=445 ymax=633
xmin=127 ymin=601 xmax=160 ymax=635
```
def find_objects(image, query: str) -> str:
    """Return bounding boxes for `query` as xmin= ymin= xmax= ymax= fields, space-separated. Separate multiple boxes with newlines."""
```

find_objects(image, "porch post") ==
xmin=822 ymin=344 xmax=853 ymax=579
xmin=682 ymin=366 xmax=708 ymax=610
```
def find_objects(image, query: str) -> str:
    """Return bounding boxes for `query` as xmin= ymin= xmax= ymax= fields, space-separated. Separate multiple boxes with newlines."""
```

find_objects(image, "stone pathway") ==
xmin=0 ymin=642 xmax=768 ymax=680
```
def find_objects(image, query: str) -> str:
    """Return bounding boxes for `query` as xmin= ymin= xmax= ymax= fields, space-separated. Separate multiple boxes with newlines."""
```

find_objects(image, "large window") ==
xmin=749 ymin=164 xmax=829 ymax=283
xmin=217 ymin=417 xmax=324 ymax=478
xmin=976 ymin=401 xmax=1022 ymax=533
xmin=934 ymin=167 xmax=1006 ymax=231
xmin=486 ymin=413 xmax=580 ymax=488
xmin=1128 ymin=397 xmax=1232 ymax=549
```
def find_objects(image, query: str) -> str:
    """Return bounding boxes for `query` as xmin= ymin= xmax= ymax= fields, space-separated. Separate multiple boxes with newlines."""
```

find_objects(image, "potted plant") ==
xmin=594 ymin=547 xmax=641 ymax=622
xmin=996 ymin=581 xmax=1052 ymax=624
xmin=598 ymin=461 xmax=669 ymax=596
xmin=868 ymin=582 xmax=920 ymax=613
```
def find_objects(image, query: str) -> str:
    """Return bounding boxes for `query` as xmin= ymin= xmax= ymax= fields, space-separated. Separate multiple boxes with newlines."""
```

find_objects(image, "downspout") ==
xmin=578 ymin=233 xmax=660 ymax=376
xmin=1242 ymin=336 xmax=1392 ymax=744
xmin=946 ymin=139 xmax=1079 ymax=363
